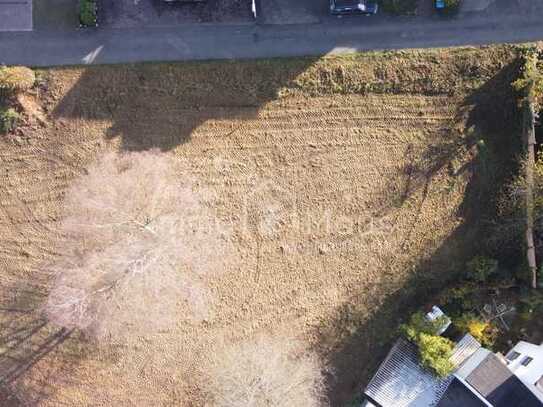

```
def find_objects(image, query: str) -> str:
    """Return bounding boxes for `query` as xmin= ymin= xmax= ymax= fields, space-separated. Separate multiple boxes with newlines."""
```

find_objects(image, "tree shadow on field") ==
xmin=315 ymin=59 xmax=524 ymax=406
xmin=457 ymin=56 xmax=525 ymax=263
xmin=0 ymin=274 xmax=84 ymax=405
xmin=51 ymin=58 xmax=318 ymax=151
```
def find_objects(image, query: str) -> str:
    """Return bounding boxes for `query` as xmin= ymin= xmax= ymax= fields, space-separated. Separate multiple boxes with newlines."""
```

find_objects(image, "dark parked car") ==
xmin=330 ymin=0 xmax=378 ymax=15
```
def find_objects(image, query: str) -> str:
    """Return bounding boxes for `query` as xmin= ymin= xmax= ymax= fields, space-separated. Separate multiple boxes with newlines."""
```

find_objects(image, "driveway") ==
xmin=0 ymin=0 xmax=32 ymax=31
xmin=98 ymin=0 xmax=253 ymax=28
xmin=33 ymin=0 xmax=78 ymax=31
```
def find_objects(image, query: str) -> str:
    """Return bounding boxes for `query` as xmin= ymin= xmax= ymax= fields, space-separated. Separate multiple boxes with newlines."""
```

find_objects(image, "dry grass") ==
xmin=202 ymin=336 xmax=326 ymax=407
xmin=0 ymin=66 xmax=35 ymax=95
xmin=0 ymin=45 xmax=522 ymax=406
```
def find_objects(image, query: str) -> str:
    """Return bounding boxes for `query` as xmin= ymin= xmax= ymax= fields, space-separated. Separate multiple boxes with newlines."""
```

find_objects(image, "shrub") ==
xmin=401 ymin=312 xmax=454 ymax=377
xmin=512 ymin=46 xmax=543 ymax=109
xmin=0 ymin=66 xmax=35 ymax=95
xmin=454 ymin=313 xmax=497 ymax=348
xmin=417 ymin=333 xmax=454 ymax=378
xmin=466 ymin=256 xmax=498 ymax=283
xmin=440 ymin=283 xmax=478 ymax=313
xmin=519 ymin=290 xmax=543 ymax=313
xmin=80 ymin=0 xmax=97 ymax=27
xmin=0 ymin=108 xmax=20 ymax=133
xmin=400 ymin=311 xmax=448 ymax=340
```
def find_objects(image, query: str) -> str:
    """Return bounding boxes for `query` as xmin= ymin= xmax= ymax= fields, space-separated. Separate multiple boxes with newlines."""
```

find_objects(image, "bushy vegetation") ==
xmin=0 ymin=66 xmax=35 ymax=95
xmin=512 ymin=46 xmax=543 ymax=109
xmin=417 ymin=334 xmax=455 ymax=378
xmin=0 ymin=108 xmax=20 ymax=133
xmin=401 ymin=312 xmax=454 ymax=377
xmin=80 ymin=0 xmax=97 ymax=27
xmin=401 ymin=312 xmax=447 ymax=340
xmin=466 ymin=256 xmax=499 ymax=283
xmin=440 ymin=283 xmax=478 ymax=315
xmin=454 ymin=313 xmax=497 ymax=348
xmin=518 ymin=291 xmax=543 ymax=320
xmin=504 ymin=46 xmax=543 ymax=287
xmin=493 ymin=161 xmax=540 ymax=285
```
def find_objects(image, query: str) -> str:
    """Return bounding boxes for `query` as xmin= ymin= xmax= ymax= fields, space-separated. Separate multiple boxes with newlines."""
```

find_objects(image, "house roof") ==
xmin=0 ymin=0 xmax=32 ymax=32
xmin=455 ymin=348 xmax=493 ymax=379
xmin=363 ymin=334 xmax=481 ymax=407
xmin=449 ymin=334 xmax=483 ymax=367
xmin=436 ymin=377 xmax=487 ymax=407
xmin=465 ymin=353 xmax=543 ymax=407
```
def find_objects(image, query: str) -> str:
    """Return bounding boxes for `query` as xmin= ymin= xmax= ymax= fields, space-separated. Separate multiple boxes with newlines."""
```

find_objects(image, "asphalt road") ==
xmin=1 ymin=11 xmax=543 ymax=67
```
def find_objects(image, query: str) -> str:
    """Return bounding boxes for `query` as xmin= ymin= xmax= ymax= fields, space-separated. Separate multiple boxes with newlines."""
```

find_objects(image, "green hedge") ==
xmin=80 ymin=0 xmax=97 ymax=27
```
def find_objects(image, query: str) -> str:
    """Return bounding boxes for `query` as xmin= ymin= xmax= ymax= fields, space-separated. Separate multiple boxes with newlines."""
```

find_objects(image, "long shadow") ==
xmin=0 ymin=275 xmax=82 ymax=405
xmin=315 ymin=59 xmax=524 ymax=406
xmin=460 ymin=56 xmax=525 ymax=265
xmin=52 ymin=58 xmax=318 ymax=151
xmin=316 ymin=214 xmax=485 ymax=406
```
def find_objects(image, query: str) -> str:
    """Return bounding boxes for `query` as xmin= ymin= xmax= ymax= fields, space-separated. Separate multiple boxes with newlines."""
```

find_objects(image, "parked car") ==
xmin=330 ymin=0 xmax=378 ymax=15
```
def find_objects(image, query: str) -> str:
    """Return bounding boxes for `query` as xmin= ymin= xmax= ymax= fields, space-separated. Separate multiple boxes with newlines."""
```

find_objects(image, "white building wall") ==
xmin=506 ymin=341 xmax=543 ymax=402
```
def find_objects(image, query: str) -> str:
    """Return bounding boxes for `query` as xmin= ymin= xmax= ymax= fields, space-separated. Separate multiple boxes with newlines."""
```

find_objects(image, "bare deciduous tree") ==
xmin=203 ymin=336 xmax=328 ymax=407
xmin=45 ymin=151 xmax=231 ymax=340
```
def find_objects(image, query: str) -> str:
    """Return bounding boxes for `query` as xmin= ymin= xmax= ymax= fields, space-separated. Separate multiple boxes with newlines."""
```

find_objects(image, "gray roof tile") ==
xmin=466 ymin=354 xmax=543 ymax=407
xmin=364 ymin=334 xmax=481 ymax=407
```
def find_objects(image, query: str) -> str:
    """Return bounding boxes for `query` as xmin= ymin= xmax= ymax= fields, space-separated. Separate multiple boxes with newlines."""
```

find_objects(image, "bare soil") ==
xmin=0 ymin=46 xmax=521 ymax=406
